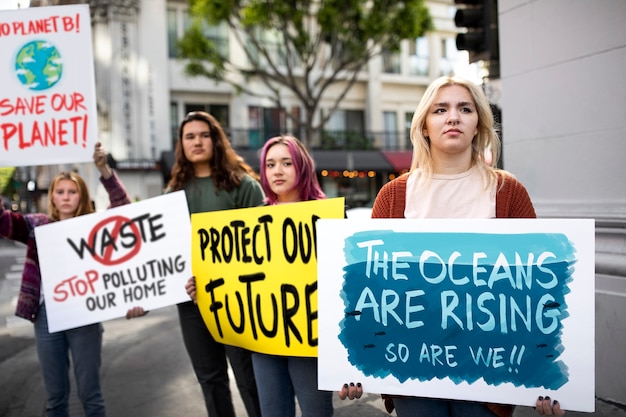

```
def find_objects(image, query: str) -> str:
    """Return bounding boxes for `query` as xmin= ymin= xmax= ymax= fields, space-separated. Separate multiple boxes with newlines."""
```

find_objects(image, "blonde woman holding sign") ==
xmin=0 ymin=142 xmax=130 ymax=417
xmin=340 ymin=75 xmax=565 ymax=417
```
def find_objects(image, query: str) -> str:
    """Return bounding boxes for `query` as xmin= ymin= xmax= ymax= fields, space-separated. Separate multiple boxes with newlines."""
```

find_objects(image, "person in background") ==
xmin=339 ymin=75 xmax=565 ymax=417
xmin=167 ymin=111 xmax=263 ymax=417
xmin=0 ymin=142 xmax=131 ymax=417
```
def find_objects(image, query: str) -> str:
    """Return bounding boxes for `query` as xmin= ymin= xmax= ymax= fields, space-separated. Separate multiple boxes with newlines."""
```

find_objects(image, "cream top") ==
xmin=404 ymin=166 xmax=496 ymax=219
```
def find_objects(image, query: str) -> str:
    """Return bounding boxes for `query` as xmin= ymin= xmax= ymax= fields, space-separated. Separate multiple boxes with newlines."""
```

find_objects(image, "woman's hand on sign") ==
xmin=126 ymin=306 xmax=148 ymax=320
xmin=535 ymin=396 xmax=565 ymax=416
xmin=337 ymin=382 xmax=363 ymax=400
xmin=185 ymin=276 xmax=197 ymax=303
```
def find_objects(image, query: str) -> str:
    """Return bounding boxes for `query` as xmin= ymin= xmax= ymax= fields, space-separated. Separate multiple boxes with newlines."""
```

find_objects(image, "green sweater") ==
xmin=183 ymin=174 xmax=265 ymax=215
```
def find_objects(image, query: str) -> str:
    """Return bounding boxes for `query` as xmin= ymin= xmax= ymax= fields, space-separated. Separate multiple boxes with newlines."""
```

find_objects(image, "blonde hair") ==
xmin=409 ymin=75 xmax=502 ymax=190
xmin=48 ymin=171 xmax=94 ymax=221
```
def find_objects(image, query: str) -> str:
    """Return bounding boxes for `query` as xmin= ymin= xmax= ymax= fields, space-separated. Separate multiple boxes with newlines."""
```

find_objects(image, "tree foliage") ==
xmin=178 ymin=0 xmax=432 ymax=145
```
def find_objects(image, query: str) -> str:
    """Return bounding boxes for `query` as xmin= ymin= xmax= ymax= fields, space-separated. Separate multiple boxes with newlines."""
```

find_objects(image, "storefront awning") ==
xmin=381 ymin=150 xmax=413 ymax=172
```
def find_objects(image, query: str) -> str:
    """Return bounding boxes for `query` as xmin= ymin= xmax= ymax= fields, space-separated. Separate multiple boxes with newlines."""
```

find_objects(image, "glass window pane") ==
xmin=167 ymin=9 xmax=178 ymax=58
xmin=409 ymin=36 xmax=429 ymax=76
xmin=383 ymin=111 xmax=398 ymax=149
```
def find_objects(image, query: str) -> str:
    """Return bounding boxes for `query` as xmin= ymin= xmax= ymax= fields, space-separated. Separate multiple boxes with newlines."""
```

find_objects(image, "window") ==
xmin=167 ymin=7 xmax=229 ymax=59
xmin=408 ymin=36 xmax=429 ymax=76
xmin=167 ymin=9 xmax=178 ymax=58
xmin=383 ymin=111 xmax=398 ymax=149
xmin=405 ymin=112 xmax=414 ymax=144
xmin=248 ymin=106 xmax=287 ymax=149
xmin=382 ymin=49 xmax=401 ymax=74
xmin=439 ymin=38 xmax=457 ymax=76
xmin=184 ymin=104 xmax=230 ymax=128
xmin=323 ymin=109 xmax=366 ymax=149
xmin=246 ymin=29 xmax=297 ymax=68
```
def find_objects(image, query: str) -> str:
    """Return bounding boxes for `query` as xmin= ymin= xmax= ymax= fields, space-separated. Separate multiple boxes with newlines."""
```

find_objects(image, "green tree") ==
xmin=178 ymin=0 xmax=432 ymax=146
xmin=0 ymin=167 xmax=16 ymax=197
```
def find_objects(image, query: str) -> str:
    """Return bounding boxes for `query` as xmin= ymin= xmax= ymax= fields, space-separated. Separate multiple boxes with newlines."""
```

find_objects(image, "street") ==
xmin=0 ymin=238 xmax=389 ymax=416
xmin=1 ymin=238 xmax=623 ymax=417
xmin=0 ymin=305 xmax=390 ymax=417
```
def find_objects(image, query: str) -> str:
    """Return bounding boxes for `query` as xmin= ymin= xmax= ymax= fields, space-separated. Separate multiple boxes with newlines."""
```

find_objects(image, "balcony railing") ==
xmin=220 ymin=128 xmax=412 ymax=151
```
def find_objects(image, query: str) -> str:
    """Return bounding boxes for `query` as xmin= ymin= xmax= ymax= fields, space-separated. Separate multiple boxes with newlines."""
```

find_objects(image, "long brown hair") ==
xmin=166 ymin=111 xmax=259 ymax=192
xmin=47 ymin=171 xmax=94 ymax=221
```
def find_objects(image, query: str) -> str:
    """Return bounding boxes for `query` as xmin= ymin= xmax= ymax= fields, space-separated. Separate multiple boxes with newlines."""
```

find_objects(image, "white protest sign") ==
xmin=36 ymin=191 xmax=192 ymax=332
xmin=317 ymin=218 xmax=595 ymax=412
xmin=0 ymin=4 xmax=97 ymax=166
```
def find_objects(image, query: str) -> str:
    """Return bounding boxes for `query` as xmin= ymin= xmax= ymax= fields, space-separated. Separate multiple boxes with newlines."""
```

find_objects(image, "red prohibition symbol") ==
xmin=90 ymin=215 xmax=142 ymax=266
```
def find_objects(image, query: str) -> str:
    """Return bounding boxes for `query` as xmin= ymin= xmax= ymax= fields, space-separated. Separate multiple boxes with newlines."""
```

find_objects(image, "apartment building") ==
xmin=79 ymin=0 xmax=474 ymax=208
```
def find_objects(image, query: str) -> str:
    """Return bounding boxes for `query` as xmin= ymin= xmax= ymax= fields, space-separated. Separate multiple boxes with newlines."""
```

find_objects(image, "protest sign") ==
xmin=192 ymin=198 xmax=345 ymax=357
xmin=317 ymin=218 xmax=595 ymax=412
xmin=36 ymin=191 xmax=192 ymax=332
xmin=0 ymin=4 xmax=97 ymax=166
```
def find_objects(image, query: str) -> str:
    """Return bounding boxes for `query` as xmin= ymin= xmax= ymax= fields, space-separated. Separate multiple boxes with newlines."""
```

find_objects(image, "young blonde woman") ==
xmin=340 ymin=75 xmax=565 ymax=417
xmin=0 ymin=142 xmax=130 ymax=417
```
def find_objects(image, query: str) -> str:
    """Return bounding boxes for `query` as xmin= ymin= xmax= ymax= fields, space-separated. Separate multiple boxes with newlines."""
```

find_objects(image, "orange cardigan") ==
xmin=373 ymin=171 xmax=536 ymax=417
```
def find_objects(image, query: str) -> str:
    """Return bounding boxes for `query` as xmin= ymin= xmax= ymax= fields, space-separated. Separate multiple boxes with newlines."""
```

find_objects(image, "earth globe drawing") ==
xmin=14 ymin=40 xmax=63 ymax=91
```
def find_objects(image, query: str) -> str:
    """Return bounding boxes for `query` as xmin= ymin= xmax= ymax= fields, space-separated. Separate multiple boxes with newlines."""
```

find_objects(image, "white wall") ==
xmin=499 ymin=0 xmax=626 ymax=405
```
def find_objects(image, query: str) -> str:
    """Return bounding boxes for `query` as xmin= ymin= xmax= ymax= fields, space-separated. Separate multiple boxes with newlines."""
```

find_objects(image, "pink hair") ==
xmin=259 ymin=135 xmax=325 ymax=205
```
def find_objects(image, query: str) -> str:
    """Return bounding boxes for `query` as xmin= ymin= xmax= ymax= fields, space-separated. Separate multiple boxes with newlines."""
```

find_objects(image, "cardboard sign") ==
xmin=0 ymin=4 xmax=97 ymax=166
xmin=317 ymin=218 xmax=595 ymax=412
xmin=192 ymin=198 xmax=345 ymax=357
xmin=36 ymin=191 xmax=192 ymax=332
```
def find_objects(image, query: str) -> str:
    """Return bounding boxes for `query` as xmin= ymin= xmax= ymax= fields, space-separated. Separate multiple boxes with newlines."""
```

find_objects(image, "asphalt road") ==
xmin=0 ymin=305 xmax=391 ymax=417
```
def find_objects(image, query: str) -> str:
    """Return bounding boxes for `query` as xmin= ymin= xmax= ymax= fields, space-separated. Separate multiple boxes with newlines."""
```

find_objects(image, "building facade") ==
xmin=82 ymin=0 xmax=473 ymax=209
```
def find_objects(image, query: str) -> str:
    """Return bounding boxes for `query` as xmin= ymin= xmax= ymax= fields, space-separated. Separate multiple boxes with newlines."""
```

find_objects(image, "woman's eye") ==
xmin=434 ymin=108 xmax=445 ymax=114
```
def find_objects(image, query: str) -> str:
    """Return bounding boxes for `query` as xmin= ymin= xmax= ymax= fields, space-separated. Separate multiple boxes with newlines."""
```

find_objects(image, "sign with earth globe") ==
xmin=0 ymin=4 xmax=97 ymax=167
xmin=14 ymin=40 xmax=63 ymax=91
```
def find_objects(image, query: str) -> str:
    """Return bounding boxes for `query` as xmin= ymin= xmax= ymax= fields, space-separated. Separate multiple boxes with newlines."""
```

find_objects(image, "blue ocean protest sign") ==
xmin=317 ymin=219 xmax=595 ymax=412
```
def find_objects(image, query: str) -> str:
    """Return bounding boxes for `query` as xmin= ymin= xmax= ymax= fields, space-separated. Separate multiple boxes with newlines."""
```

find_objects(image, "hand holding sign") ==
xmin=93 ymin=141 xmax=113 ymax=180
xmin=192 ymin=198 xmax=345 ymax=357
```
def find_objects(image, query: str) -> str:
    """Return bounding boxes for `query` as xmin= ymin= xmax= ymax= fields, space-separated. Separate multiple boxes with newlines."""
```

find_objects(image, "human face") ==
xmin=51 ymin=179 xmax=80 ymax=220
xmin=264 ymin=143 xmax=299 ymax=203
xmin=423 ymin=85 xmax=479 ymax=165
xmin=181 ymin=120 xmax=213 ymax=175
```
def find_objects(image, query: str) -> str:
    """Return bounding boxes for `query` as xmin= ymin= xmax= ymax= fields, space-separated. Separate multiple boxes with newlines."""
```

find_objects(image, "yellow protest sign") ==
xmin=191 ymin=197 xmax=345 ymax=357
